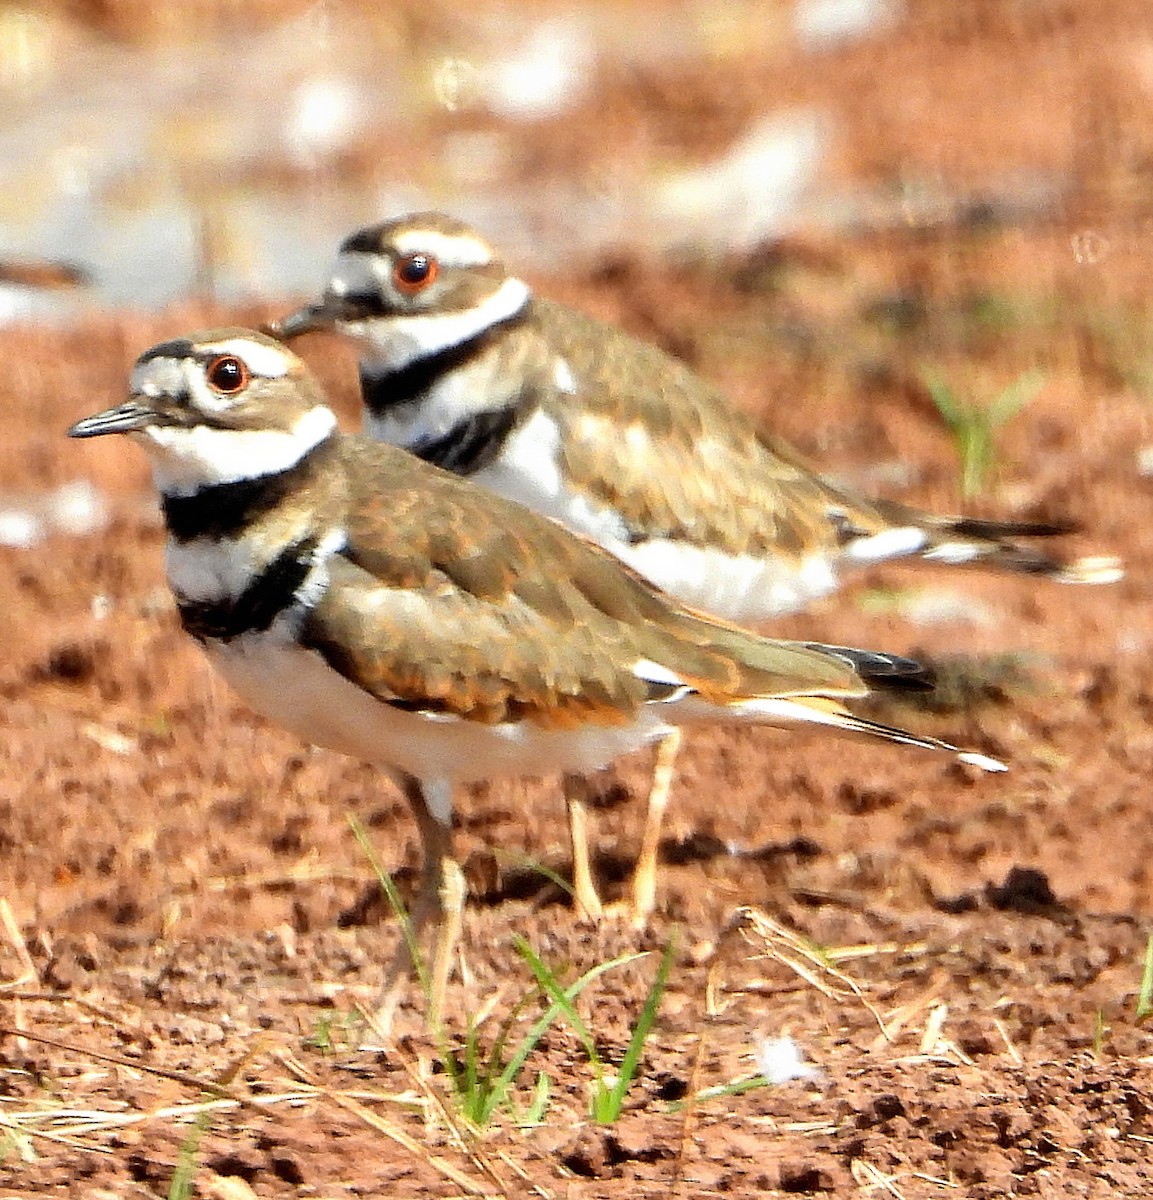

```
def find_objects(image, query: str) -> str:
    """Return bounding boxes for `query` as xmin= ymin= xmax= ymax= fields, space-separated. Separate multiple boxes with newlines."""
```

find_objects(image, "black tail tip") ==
xmin=805 ymin=643 xmax=935 ymax=692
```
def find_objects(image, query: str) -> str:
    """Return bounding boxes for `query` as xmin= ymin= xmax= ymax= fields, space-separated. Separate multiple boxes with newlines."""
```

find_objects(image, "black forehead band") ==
xmin=137 ymin=338 xmax=196 ymax=364
xmin=136 ymin=340 xmax=280 ymax=378
xmin=340 ymin=228 xmax=388 ymax=254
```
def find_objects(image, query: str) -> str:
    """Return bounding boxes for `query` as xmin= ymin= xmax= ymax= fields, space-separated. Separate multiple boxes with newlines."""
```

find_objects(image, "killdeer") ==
xmin=69 ymin=330 xmax=1003 ymax=996
xmin=268 ymin=211 xmax=1119 ymax=916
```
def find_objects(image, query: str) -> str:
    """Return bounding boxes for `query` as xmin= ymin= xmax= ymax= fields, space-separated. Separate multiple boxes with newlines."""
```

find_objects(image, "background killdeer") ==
xmin=268 ymin=211 xmax=1120 ymax=916
xmin=69 ymin=329 xmax=1003 ymax=1009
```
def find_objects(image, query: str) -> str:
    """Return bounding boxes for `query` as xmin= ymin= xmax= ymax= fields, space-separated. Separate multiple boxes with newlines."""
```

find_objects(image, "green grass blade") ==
xmin=459 ymin=1021 xmax=481 ymax=1119
xmin=668 ymin=1072 xmax=773 ymax=1111
xmin=476 ymin=1000 xmax=560 ymax=1126
xmin=1135 ymin=933 xmax=1153 ymax=1023
xmin=347 ymin=814 xmax=430 ymax=1001
xmin=303 ymin=1012 xmax=333 ymax=1053
xmin=600 ymin=935 xmax=677 ymax=1121
xmin=923 ymin=369 xmax=962 ymax=425
xmin=470 ymin=997 xmax=533 ymax=1126
xmin=1093 ymin=1008 xmax=1110 ymax=1056
xmin=921 ymin=366 xmax=1044 ymax=499
xmin=468 ymin=945 xmax=642 ymax=1126
xmin=988 ymin=368 xmax=1044 ymax=425
xmin=520 ymin=1071 xmax=551 ymax=1126
xmin=492 ymin=849 xmax=576 ymax=899
xmin=513 ymin=939 xmax=601 ymax=1078
xmin=512 ymin=938 xmax=649 ymax=1091
xmin=960 ymin=424 xmax=990 ymax=499
xmin=473 ymin=986 xmax=540 ymax=1124
xmin=167 ymin=1110 xmax=212 ymax=1200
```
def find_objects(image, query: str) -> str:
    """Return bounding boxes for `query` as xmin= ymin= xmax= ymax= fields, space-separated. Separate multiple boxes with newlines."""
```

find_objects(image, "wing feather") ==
xmin=301 ymin=438 xmax=895 ymax=726
xmin=536 ymin=299 xmax=1113 ymax=583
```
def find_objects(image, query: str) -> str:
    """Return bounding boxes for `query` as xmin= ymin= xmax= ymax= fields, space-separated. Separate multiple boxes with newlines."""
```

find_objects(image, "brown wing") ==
xmin=535 ymin=298 xmax=886 ymax=558
xmin=301 ymin=553 xmax=654 ymax=728
xmin=298 ymin=438 xmax=872 ymax=726
xmin=536 ymin=300 xmax=1114 ymax=580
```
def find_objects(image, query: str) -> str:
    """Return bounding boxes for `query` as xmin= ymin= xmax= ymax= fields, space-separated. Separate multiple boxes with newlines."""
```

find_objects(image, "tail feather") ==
xmin=689 ymin=694 xmax=1007 ymax=773
xmin=944 ymin=515 xmax=1076 ymax=540
xmin=921 ymin=538 xmax=1123 ymax=584
xmin=852 ymin=501 xmax=1123 ymax=585
xmin=801 ymin=643 xmax=933 ymax=692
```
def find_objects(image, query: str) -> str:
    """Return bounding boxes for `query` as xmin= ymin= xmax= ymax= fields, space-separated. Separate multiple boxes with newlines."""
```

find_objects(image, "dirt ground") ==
xmin=3 ymin=2 xmax=1153 ymax=1196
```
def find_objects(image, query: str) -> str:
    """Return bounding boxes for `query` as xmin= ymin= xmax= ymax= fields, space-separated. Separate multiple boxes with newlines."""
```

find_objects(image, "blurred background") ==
xmin=2 ymin=0 xmax=1151 ymax=312
xmin=2 ymin=0 xmax=879 ymax=312
xmin=3 ymin=0 xmax=1153 ymax=541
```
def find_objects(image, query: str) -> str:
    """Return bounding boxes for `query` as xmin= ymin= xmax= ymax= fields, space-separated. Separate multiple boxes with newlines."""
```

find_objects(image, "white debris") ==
xmin=480 ymin=19 xmax=594 ymax=120
xmin=796 ymin=0 xmax=900 ymax=50
xmin=1138 ymin=445 xmax=1153 ymax=477
xmin=896 ymin=588 xmax=999 ymax=628
xmin=0 ymin=8 xmax=401 ymax=312
xmin=285 ymin=75 xmax=368 ymax=165
xmin=0 ymin=282 xmax=87 ymax=325
xmin=653 ymin=111 xmax=826 ymax=251
xmin=0 ymin=508 xmax=43 ymax=548
xmin=433 ymin=57 xmax=481 ymax=112
xmin=44 ymin=479 xmax=107 ymax=536
xmin=81 ymin=722 xmax=136 ymax=756
xmin=755 ymin=1035 xmax=824 ymax=1086
xmin=0 ymin=481 xmax=109 ymax=547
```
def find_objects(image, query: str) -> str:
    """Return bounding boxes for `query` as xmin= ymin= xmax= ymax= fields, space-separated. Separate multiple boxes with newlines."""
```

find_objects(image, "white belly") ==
xmin=470 ymin=412 xmax=837 ymax=621
xmin=617 ymin=539 xmax=836 ymax=622
xmin=205 ymin=627 xmax=670 ymax=788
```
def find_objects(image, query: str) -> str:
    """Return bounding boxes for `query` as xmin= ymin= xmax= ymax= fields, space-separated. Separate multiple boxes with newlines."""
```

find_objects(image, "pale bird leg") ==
xmin=428 ymin=856 xmax=466 ymax=1027
xmin=370 ymin=777 xmax=456 ymax=1034
xmin=630 ymin=728 xmax=682 ymax=925
xmin=563 ymin=772 xmax=604 ymax=921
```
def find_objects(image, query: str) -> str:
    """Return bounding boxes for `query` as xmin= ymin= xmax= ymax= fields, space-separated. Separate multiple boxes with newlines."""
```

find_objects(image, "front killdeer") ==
xmin=69 ymin=330 xmax=1003 ymax=997
xmin=268 ymin=212 xmax=1119 ymax=916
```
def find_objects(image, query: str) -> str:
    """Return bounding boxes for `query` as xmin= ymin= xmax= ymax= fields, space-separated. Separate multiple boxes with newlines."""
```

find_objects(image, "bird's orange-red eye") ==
xmin=393 ymin=252 xmax=439 ymax=294
xmin=206 ymin=354 xmax=249 ymax=394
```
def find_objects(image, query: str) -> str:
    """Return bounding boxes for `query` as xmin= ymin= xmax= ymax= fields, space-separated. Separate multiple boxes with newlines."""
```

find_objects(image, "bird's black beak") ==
xmin=68 ymin=399 xmax=158 ymax=439
xmin=265 ymin=301 xmax=343 ymax=340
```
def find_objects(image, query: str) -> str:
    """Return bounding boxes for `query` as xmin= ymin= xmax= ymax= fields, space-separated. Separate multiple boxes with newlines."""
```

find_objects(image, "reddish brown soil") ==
xmin=4 ymin=3 xmax=1153 ymax=1196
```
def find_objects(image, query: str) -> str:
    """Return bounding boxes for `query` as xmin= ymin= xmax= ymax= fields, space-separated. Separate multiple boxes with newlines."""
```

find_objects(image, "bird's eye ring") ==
xmin=206 ymin=354 xmax=250 ymax=395
xmin=393 ymin=252 xmax=439 ymax=294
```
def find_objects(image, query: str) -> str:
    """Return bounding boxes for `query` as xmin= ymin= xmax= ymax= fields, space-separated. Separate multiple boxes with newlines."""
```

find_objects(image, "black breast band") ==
xmin=360 ymin=308 xmax=528 ymax=413
xmin=161 ymin=441 xmax=332 ymax=542
xmin=177 ymin=536 xmax=320 ymax=643
xmin=410 ymin=408 xmax=519 ymax=476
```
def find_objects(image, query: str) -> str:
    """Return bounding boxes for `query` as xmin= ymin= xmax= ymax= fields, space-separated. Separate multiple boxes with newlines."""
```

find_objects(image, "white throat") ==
xmin=139 ymin=405 xmax=337 ymax=497
xmin=351 ymin=276 xmax=531 ymax=372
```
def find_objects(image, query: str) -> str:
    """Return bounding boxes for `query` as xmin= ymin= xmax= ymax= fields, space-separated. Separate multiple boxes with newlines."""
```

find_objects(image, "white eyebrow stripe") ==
xmin=200 ymin=338 xmax=293 ymax=378
xmin=390 ymin=229 xmax=495 ymax=268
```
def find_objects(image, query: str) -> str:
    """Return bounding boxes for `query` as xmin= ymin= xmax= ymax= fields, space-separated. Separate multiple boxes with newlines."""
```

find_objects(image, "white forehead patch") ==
xmin=130 ymin=356 xmax=187 ymax=398
xmin=329 ymin=251 xmax=387 ymax=299
xmin=390 ymin=228 xmax=494 ymax=269
xmin=200 ymin=337 xmax=292 ymax=378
